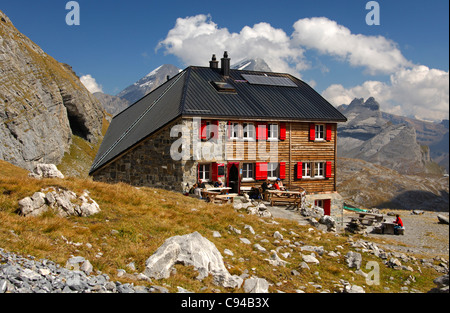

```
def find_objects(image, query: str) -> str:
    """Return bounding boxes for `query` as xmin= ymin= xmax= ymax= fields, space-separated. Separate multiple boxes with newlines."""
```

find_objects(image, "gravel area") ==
xmin=365 ymin=211 xmax=449 ymax=258
xmin=267 ymin=203 xmax=449 ymax=259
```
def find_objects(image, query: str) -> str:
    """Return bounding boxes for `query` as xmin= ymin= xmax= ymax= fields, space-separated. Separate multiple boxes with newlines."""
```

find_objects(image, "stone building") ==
xmin=90 ymin=52 xmax=347 ymax=219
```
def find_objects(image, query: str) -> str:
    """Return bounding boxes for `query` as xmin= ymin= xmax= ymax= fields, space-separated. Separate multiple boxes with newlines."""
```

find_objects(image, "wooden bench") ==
xmin=270 ymin=197 xmax=302 ymax=209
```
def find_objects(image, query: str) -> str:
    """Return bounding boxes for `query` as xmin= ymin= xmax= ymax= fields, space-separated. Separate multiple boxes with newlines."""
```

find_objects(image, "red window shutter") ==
xmin=200 ymin=121 xmax=207 ymax=140
xmin=309 ymin=124 xmax=315 ymax=141
xmin=256 ymin=123 xmax=267 ymax=140
xmin=213 ymin=120 xmax=219 ymax=140
xmin=326 ymin=161 xmax=332 ymax=178
xmin=279 ymin=123 xmax=286 ymax=141
xmin=212 ymin=163 xmax=218 ymax=181
xmin=326 ymin=124 xmax=332 ymax=141
xmin=279 ymin=162 xmax=286 ymax=179
xmin=255 ymin=163 xmax=268 ymax=180
xmin=323 ymin=199 xmax=331 ymax=216
xmin=297 ymin=162 xmax=303 ymax=179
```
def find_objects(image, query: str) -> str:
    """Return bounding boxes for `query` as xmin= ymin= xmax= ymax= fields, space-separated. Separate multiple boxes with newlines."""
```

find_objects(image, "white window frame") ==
xmin=302 ymin=162 xmax=312 ymax=178
xmin=267 ymin=162 xmax=278 ymax=180
xmin=314 ymin=162 xmax=325 ymax=178
xmin=243 ymin=123 xmax=255 ymax=140
xmin=242 ymin=163 xmax=254 ymax=181
xmin=199 ymin=163 xmax=211 ymax=182
xmin=315 ymin=124 xmax=325 ymax=140
xmin=315 ymin=199 xmax=324 ymax=208
xmin=230 ymin=122 xmax=240 ymax=139
xmin=268 ymin=124 xmax=279 ymax=140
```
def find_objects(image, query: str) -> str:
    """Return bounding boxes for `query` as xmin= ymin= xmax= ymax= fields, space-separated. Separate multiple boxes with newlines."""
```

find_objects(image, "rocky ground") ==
xmin=267 ymin=204 xmax=449 ymax=259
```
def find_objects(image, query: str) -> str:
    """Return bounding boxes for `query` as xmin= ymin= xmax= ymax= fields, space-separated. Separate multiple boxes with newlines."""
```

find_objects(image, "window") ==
xmin=243 ymin=123 xmax=255 ymax=140
xmin=315 ymin=124 xmax=325 ymax=140
xmin=230 ymin=122 xmax=240 ymax=139
xmin=302 ymin=162 xmax=312 ymax=178
xmin=268 ymin=124 xmax=279 ymax=140
xmin=267 ymin=162 xmax=278 ymax=179
xmin=198 ymin=164 xmax=211 ymax=181
xmin=242 ymin=163 xmax=254 ymax=180
xmin=315 ymin=162 xmax=324 ymax=178
xmin=314 ymin=200 xmax=324 ymax=208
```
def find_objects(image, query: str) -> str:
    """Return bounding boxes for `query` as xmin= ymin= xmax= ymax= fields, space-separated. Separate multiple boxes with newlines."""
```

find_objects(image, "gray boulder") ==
xmin=143 ymin=232 xmax=243 ymax=289
xmin=243 ymin=277 xmax=269 ymax=293
xmin=345 ymin=251 xmax=362 ymax=270
xmin=437 ymin=215 xmax=449 ymax=225
xmin=18 ymin=187 xmax=100 ymax=217
xmin=28 ymin=164 xmax=64 ymax=179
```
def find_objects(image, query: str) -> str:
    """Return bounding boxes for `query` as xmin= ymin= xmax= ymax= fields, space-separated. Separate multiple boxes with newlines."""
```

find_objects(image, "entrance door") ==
xmin=227 ymin=162 xmax=240 ymax=194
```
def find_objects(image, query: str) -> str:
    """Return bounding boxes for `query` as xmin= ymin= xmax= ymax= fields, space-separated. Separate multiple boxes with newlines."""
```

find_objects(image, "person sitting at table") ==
xmin=193 ymin=183 xmax=203 ymax=199
xmin=214 ymin=178 xmax=224 ymax=188
xmin=261 ymin=179 xmax=270 ymax=192
xmin=393 ymin=214 xmax=404 ymax=234
xmin=277 ymin=178 xmax=286 ymax=191
xmin=273 ymin=180 xmax=280 ymax=190
xmin=189 ymin=183 xmax=197 ymax=194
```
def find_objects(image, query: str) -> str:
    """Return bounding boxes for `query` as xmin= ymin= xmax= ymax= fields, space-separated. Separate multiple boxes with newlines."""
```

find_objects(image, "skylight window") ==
xmin=211 ymin=81 xmax=236 ymax=93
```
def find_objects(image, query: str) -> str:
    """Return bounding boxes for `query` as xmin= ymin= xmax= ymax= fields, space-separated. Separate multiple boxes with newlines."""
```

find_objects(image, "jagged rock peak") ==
xmin=347 ymin=97 xmax=380 ymax=112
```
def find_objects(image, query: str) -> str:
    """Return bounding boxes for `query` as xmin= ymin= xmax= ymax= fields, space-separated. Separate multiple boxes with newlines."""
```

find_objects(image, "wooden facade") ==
xmin=196 ymin=119 xmax=337 ymax=195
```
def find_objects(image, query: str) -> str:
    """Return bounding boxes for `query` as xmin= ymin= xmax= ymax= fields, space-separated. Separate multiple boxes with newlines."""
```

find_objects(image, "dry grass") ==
xmin=0 ymin=159 xmax=442 ymax=293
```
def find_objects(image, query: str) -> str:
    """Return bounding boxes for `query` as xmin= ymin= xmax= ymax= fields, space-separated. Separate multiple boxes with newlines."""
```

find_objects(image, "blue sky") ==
xmin=1 ymin=0 xmax=449 ymax=121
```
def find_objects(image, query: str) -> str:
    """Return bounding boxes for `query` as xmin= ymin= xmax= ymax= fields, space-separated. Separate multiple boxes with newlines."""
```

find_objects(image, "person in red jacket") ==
xmin=393 ymin=214 xmax=404 ymax=234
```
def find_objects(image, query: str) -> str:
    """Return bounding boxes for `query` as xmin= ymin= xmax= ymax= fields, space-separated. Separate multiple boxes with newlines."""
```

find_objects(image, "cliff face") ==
xmin=337 ymin=98 xmax=436 ymax=174
xmin=0 ymin=10 xmax=104 ymax=170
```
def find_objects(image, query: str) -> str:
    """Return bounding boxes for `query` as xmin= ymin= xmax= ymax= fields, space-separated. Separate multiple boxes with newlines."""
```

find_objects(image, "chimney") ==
xmin=209 ymin=54 xmax=219 ymax=69
xmin=221 ymin=51 xmax=230 ymax=77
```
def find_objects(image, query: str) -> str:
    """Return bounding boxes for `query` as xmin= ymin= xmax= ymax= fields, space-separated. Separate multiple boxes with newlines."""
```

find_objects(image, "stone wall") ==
xmin=305 ymin=192 xmax=344 ymax=223
xmin=92 ymin=119 xmax=185 ymax=192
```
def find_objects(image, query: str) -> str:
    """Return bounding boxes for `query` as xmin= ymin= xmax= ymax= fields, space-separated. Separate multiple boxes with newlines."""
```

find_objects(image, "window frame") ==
xmin=198 ymin=163 xmax=211 ymax=182
xmin=314 ymin=162 xmax=325 ymax=178
xmin=230 ymin=122 xmax=240 ymax=139
xmin=243 ymin=123 xmax=255 ymax=140
xmin=302 ymin=162 xmax=312 ymax=178
xmin=242 ymin=163 xmax=254 ymax=181
xmin=268 ymin=123 xmax=279 ymax=140
xmin=267 ymin=162 xmax=279 ymax=180
xmin=315 ymin=124 xmax=325 ymax=141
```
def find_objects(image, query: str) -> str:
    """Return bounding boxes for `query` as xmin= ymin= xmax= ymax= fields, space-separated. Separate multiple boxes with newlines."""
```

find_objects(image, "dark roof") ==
xmin=90 ymin=66 xmax=347 ymax=174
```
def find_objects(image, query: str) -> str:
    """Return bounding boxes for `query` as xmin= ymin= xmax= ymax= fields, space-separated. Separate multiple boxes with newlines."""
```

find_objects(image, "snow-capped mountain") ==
xmin=231 ymin=58 xmax=272 ymax=72
xmin=117 ymin=64 xmax=181 ymax=105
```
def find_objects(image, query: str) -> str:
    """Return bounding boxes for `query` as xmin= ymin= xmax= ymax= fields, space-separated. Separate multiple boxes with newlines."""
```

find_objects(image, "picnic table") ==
xmin=202 ymin=190 xmax=236 ymax=204
xmin=266 ymin=190 xmax=303 ymax=209
xmin=355 ymin=212 xmax=384 ymax=225
xmin=207 ymin=187 xmax=232 ymax=194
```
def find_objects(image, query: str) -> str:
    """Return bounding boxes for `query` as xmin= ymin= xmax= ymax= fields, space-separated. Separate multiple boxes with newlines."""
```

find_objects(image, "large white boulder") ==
xmin=28 ymin=164 xmax=64 ymax=179
xmin=143 ymin=232 xmax=243 ymax=289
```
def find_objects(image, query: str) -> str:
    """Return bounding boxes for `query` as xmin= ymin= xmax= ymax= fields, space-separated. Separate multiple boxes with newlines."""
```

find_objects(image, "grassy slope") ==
xmin=0 ymin=159 xmax=443 ymax=293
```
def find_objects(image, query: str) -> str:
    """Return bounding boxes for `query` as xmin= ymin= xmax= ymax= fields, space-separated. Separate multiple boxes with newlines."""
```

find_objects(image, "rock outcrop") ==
xmin=0 ymin=10 xmax=104 ymax=171
xmin=18 ymin=187 xmax=100 ymax=217
xmin=28 ymin=164 xmax=64 ymax=179
xmin=337 ymin=97 xmax=436 ymax=174
xmin=143 ymin=232 xmax=243 ymax=289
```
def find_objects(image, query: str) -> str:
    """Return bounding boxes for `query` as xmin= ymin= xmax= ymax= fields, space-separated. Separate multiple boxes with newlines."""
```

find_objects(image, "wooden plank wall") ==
xmin=224 ymin=122 xmax=337 ymax=194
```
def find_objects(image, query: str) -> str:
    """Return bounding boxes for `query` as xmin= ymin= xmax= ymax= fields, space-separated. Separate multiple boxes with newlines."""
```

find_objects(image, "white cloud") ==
xmin=322 ymin=65 xmax=449 ymax=121
xmin=292 ymin=17 xmax=412 ymax=75
xmin=157 ymin=14 xmax=307 ymax=76
xmin=158 ymin=15 xmax=448 ymax=121
xmin=80 ymin=74 xmax=103 ymax=94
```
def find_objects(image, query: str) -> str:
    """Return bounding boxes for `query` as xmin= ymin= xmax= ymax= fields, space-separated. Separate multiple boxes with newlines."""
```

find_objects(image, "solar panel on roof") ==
xmin=241 ymin=74 xmax=297 ymax=87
